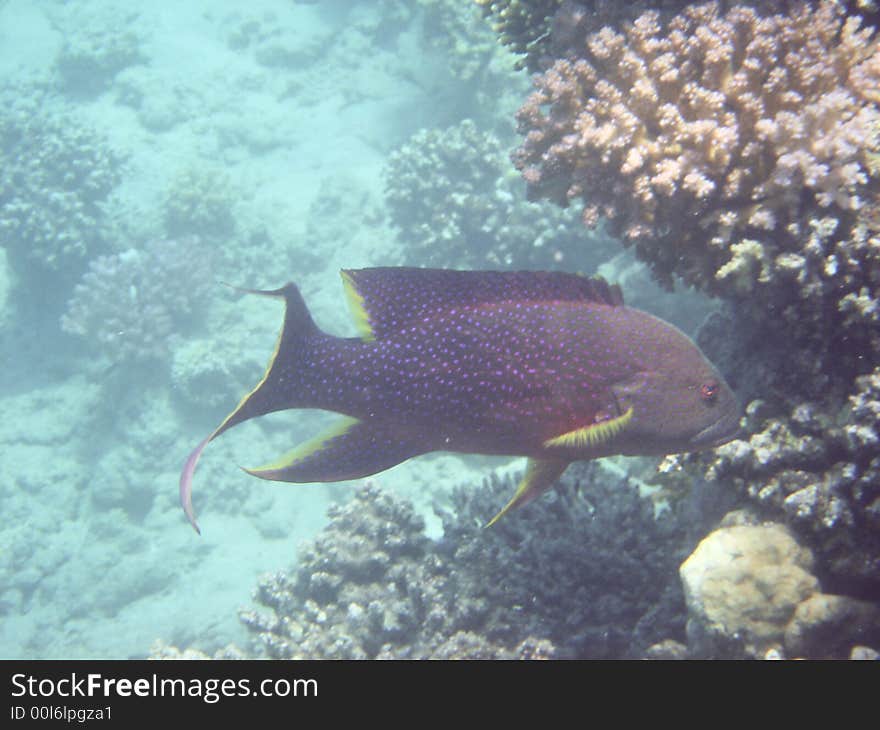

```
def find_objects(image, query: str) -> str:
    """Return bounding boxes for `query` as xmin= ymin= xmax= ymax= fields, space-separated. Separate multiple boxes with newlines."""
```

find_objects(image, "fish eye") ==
xmin=700 ymin=381 xmax=719 ymax=403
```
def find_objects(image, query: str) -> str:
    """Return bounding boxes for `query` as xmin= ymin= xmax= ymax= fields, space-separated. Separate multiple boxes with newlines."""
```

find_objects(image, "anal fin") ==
xmin=245 ymin=418 xmax=425 ymax=483
xmin=485 ymin=458 xmax=569 ymax=527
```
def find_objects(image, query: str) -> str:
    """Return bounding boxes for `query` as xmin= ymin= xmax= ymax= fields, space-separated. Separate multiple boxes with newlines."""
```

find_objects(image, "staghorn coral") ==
xmin=384 ymin=119 xmax=616 ymax=269
xmin=0 ymin=93 xmax=121 ymax=279
xmin=513 ymin=1 xmax=880 ymax=295
xmin=61 ymin=236 xmax=212 ymax=364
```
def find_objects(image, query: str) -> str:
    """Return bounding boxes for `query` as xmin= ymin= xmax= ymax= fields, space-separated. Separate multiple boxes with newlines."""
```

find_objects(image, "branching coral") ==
xmin=235 ymin=459 xmax=722 ymax=659
xmin=475 ymin=0 xmax=565 ymax=71
xmin=476 ymin=1 xmax=708 ymax=72
xmin=384 ymin=119 xmax=616 ymax=269
xmin=61 ymin=237 xmax=212 ymax=364
xmin=239 ymin=484 xmax=556 ymax=659
xmin=659 ymin=366 xmax=880 ymax=593
xmin=513 ymin=1 xmax=880 ymax=294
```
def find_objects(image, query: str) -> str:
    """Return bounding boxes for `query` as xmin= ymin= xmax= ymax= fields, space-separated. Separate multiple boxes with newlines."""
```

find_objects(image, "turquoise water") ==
xmin=0 ymin=0 xmax=545 ymax=659
xmin=0 ymin=0 xmax=795 ymax=659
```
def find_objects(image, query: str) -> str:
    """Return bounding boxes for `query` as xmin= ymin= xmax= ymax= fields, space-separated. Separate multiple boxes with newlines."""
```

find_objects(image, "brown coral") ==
xmin=513 ymin=1 xmax=880 ymax=293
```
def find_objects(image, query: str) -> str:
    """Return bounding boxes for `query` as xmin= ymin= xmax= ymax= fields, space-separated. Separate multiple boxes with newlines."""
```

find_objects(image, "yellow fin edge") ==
xmin=210 ymin=287 xmax=289 ymax=440
xmin=340 ymin=270 xmax=375 ymax=342
xmin=245 ymin=416 xmax=362 ymax=475
xmin=484 ymin=458 xmax=569 ymax=528
xmin=543 ymin=406 xmax=634 ymax=450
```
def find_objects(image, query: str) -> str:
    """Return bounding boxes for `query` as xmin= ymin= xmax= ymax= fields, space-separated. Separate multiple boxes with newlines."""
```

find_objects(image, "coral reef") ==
xmin=435 ymin=462 xmax=704 ymax=658
xmin=238 ymin=484 xmax=556 ymax=659
xmin=303 ymin=175 xmax=389 ymax=271
xmin=477 ymin=0 xmax=701 ymax=72
xmin=48 ymin=5 xmax=147 ymax=95
xmin=680 ymin=520 xmax=819 ymax=658
xmin=61 ymin=237 xmax=212 ymax=364
xmin=0 ymin=93 xmax=122 ymax=279
xmin=169 ymin=302 xmax=283 ymax=419
xmin=659 ymin=365 xmax=880 ymax=593
xmin=384 ymin=119 xmax=616 ymax=269
xmin=784 ymin=592 xmax=880 ymax=658
xmin=232 ymin=458 xmax=722 ymax=659
xmin=164 ymin=167 xmax=237 ymax=240
xmin=475 ymin=0 xmax=564 ymax=71
xmin=513 ymin=1 xmax=880 ymax=293
xmin=505 ymin=1 xmax=880 ymax=613
xmin=678 ymin=511 xmax=880 ymax=658
xmin=149 ymin=642 xmax=246 ymax=660
xmin=114 ymin=67 xmax=206 ymax=133
xmin=416 ymin=0 xmax=500 ymax=83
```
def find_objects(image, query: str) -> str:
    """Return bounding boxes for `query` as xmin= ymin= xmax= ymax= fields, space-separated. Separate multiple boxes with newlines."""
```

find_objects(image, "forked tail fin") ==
xmin=179 ymin=282 xmax=323 ymax=534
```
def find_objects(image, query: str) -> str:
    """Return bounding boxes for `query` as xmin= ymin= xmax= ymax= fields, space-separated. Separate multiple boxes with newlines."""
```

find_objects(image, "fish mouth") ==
xmin=692 ymin=410 xmax=743 ymax=449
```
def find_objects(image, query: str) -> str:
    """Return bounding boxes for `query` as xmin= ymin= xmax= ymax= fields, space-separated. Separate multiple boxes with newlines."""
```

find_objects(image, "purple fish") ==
xmin=180 ymin=268 xmax=740 ymax=533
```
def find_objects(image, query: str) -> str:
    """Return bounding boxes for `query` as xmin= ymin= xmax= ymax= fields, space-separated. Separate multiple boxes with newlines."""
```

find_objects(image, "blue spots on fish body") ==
xmin=179 ymin=268 xmax=741 ymax=533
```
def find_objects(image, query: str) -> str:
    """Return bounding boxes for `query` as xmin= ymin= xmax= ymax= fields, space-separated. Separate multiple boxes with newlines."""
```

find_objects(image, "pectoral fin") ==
xmin=543 ymin=406 xmax=633 ymax=450
xmin=485 ymin=458 xmax=569 ymax=527
xmin=245 ymin=418 xmax=426 ymax=483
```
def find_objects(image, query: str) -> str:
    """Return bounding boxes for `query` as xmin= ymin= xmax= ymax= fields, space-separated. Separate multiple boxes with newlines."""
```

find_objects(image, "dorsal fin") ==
xmin=341 ymin=268 xmax=623 ymax=339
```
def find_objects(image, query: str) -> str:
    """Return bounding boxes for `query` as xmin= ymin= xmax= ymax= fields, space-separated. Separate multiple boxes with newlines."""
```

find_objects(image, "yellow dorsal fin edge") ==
xmin=340 ymin=271 xmax=375 ymax=342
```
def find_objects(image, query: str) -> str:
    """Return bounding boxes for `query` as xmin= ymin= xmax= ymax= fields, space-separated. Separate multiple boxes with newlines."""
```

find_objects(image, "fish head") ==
xmin=609 ymin=317 xmax=741 ymax=456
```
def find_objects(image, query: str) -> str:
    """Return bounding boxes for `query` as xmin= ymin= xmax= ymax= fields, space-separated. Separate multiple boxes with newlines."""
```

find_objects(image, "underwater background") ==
xmin=1 ymin=0 xmax=878 ymax=659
